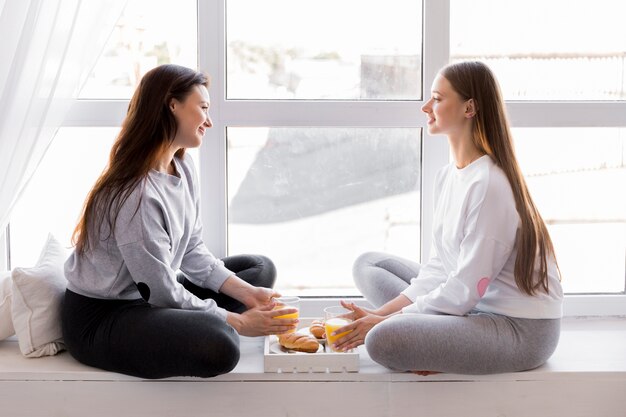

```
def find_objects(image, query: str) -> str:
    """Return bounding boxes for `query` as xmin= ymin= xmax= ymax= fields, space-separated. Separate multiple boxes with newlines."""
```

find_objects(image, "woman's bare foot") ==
xmin=411 ymin=370 xmax=441 ymax=376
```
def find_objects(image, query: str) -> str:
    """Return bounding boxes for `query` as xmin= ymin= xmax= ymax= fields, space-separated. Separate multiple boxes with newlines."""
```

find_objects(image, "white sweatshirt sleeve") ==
xmin=402 ymin=161 xmax=519 ymax=316
xmin=401 ymin=244 xmax=447 ymax=301
xmin=401 ymin=233 xmax=514 ymax=315
xmin=400 ymin=165 xmax=449 ymax=303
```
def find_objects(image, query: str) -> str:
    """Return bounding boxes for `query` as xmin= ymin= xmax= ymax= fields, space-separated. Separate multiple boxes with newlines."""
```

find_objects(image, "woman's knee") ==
xmin=517 ymin=318 xmax=561 ymax=372
xmin=242 ymin=254 xmax=276 ymax=289
xmin=352 ymin=252 xmax=385 ymax=284
xmin=364 ymin=321 xmax=400 ymax=369
xmin=353 ymin=251 xmax=384 ymax=270
xmin=200 ymin=325 xmax=241 ymax=376
xmin=215 ymin=336 xmax=241 ymax=375
xmin=225 ymin=254 xmax=277 ymax=289
xmin=256 ymin=254 xmax=277 ymax=288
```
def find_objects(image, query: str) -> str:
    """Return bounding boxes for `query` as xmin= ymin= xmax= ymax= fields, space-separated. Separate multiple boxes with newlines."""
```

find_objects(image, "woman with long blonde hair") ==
xmin=335 ymin=61 xmax=563 ymax=375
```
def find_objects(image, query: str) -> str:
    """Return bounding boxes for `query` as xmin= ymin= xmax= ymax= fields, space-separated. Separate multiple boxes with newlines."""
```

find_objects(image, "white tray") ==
xmin=263 ymin=318 xmax=359 ymax=373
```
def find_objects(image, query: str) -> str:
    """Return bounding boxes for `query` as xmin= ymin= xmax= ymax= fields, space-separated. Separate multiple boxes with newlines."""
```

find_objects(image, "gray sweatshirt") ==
xmin=64 ymin=154 xmax=233 ymax=320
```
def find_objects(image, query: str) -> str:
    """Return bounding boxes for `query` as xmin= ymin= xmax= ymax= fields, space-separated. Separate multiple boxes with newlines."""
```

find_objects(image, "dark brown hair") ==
xmin=441 ymin=61 xmax=559 ymax=295
xmin=72 ymin=64 xmax=209 ymax=253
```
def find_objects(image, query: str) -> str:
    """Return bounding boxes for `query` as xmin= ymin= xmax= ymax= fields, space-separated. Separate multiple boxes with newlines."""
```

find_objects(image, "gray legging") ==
xmin=353 ymin=252 xmax=561 ymax=375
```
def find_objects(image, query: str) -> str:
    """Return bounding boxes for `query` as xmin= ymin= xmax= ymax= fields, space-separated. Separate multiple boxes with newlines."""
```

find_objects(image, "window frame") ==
xmin=51 ymin=0 xmax=625 ymax=316
xmin=197 ymin=0 xmax=449 ymax=263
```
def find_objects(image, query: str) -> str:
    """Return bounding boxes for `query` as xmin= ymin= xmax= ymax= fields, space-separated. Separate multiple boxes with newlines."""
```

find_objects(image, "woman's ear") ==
xmin=169 ymin=98 xmax=178 ymax=113
xmin=465 ymin=98 xmax=476 ymax=118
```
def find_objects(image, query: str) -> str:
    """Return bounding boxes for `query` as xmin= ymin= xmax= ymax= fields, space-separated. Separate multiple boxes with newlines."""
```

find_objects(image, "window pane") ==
xmin=514 ymin=128 xmax=626 ymax=293
xmin=79 ymin=0 xmax=197 ymax=99
xmin=227 ymin=127 xmax=421 ymax=293
xmin=450 ymin=0 xmax=626 ymax=100
xmin=226 ymin=0 xmax=423 ymax=100
xmin=9 ymin=128 xmax=200 ymax=268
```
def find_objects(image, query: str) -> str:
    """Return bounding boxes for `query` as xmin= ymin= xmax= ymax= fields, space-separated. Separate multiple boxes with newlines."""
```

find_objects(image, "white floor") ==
xmin=0 ymin=316 xmax=625 ymax=416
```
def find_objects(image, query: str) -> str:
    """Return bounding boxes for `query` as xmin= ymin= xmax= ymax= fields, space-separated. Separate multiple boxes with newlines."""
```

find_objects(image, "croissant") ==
xmin=278 ymin=333 xmax=320 ymax=353
xmin=309 ymin=320 xmax=325 ymax=339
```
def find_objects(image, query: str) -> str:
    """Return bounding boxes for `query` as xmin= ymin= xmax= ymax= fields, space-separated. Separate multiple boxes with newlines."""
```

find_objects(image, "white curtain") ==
xmin=0 ymin=0 xmax=127 ymax=233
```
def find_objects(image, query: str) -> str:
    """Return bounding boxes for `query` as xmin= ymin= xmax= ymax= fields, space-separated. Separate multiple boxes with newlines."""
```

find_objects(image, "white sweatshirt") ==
xmin=401 ymin=155 xmax=563 ymax=319
xmin=65 ymin=154 xmax=233 ymax=321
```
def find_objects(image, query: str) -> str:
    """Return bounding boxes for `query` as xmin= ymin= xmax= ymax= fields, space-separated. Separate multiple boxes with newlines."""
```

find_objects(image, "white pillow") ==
xmin=0 ymin=270 xmax=15 ymax=340
xmin=11 ymin=234 xmax=68 ymax=357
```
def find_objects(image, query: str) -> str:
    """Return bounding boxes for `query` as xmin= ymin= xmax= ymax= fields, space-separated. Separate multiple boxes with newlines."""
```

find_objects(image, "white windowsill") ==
xmin=0 ymin=316 xmax=624 ymax=382
xmin=1 ymin=316 xmax=624 ymax=417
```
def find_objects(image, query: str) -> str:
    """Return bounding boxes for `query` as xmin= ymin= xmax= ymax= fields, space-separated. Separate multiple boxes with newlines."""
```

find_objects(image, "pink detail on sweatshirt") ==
xmin=477 ymin=277 xmax=490 ymax=297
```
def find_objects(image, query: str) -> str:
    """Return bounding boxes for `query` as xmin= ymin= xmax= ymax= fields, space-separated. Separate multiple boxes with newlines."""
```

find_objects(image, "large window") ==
xmin=5 ymin=1 xmax=625 ymax=314
xmin=221 ymin=0 xmax=427 ymax=293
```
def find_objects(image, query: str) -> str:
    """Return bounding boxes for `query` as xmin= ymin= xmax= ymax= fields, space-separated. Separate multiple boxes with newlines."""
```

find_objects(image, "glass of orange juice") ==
xmin=324 ymin=306 xmax=353 ymax=352
xmin=272 ymin=296 xmax=300 ymax=333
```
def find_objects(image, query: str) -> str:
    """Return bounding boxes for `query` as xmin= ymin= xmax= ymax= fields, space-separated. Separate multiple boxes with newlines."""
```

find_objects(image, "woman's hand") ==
xmin=243 ymin=286 xmax=280 ymax=310
xmin=219 ymin=275 xmax=279 ymax=310
xmin=227 ymin=302 xmax=298 ymax=337
xmin=332 ymin=300 xmax=387 ymax=351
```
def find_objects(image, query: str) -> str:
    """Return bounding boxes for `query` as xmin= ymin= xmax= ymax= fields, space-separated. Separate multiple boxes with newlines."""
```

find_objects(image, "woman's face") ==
xmin=170 ymin=84 xmax=212 ymax=149
xmin=421 ymin=74 xmax=469 ymax=136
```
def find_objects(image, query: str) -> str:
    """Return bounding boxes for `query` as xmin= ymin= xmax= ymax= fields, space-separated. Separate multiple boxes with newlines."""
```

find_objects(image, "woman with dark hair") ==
xmin=334 ymin=61 xmax=563 ymax=375
xmin=62 ymin=64 xmax=297 ymax=379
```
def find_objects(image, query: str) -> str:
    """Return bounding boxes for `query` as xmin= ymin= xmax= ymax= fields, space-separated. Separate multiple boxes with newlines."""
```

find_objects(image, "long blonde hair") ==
xmin=441 ymin=61 xmax=559 ymax=295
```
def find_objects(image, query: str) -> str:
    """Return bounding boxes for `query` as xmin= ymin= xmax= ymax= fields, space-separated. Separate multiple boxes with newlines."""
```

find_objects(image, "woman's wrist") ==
xmin=226 ymin=311 xmax=244 ymax=333
xmin=371 ymin=307 xmax=386 ymax=317
xmin=372 ymin=305 xmax=395 ymax=317
xmin=220 ymin=275 xmax=254 ymax=304
xmin=374 ymin=294 xmax=412 ymax=316
xmin=374 ymin=311 xmax=397 ymax=323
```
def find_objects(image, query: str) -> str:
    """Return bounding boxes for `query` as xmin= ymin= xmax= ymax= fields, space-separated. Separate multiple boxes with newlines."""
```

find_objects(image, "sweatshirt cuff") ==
xmin=401 ymin=283 xmax=425 ymax=302
xmin=213 ymin=306 xmax=229 ymax=322
xmin=401 ymin=295 xmax=426 ymax=314
xmin=206 ymin=264 xmax=235 ymax=292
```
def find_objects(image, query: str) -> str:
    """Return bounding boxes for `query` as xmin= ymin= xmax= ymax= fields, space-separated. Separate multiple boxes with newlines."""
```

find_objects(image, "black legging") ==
xmin=61 ymin=255 xmax=276 ymax=379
